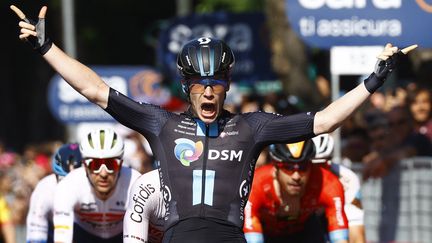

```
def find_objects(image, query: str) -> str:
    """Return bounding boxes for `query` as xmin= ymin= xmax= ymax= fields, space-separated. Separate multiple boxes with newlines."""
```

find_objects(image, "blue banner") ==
xmin=286 ymin=0 xmax=432 ymax=48
xmin=157 ymin=12 xmax=276 ymax=83
xmin=48 ymin=66 xmax=172 ymax=123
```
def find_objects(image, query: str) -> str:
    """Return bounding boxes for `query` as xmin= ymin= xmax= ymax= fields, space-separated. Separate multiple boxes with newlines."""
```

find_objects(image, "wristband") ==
xmin=363 ymin=73 xmax=384 ymax=94
xmin=364 ymin=50 xmax=402 ymax=93
xmin=37 ymin=40 xmax=52 ymax=55
xmin=24 ymin=17 xmax=52 ymax=55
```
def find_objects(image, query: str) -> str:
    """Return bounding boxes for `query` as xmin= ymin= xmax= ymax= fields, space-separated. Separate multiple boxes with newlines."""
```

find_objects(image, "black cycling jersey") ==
xmin=163 ymin=218 xmax=246 ymax=243
xmin=105 ymin=88 xmax=315 ymax=232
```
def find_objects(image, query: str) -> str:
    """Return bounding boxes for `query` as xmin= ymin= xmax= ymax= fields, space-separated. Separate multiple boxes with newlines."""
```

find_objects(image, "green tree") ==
xmin=195 ymin=0 xmax=264 ymax=13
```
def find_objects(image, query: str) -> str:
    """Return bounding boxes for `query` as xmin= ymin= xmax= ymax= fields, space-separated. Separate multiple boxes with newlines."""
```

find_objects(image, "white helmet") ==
xmin=311 ymin=133 xmax=334 ymax=163
xmin=79 ymin=128 xmax=124 ymax=159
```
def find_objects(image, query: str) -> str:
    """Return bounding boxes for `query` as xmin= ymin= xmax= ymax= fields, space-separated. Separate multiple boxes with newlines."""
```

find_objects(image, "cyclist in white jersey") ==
xmin=312 ymin=134 xmax=365 ymax=243
xmin=53 ymin=128 xmax=141 ymax=243
xmin=123 ymin=169 xmax=165 ymax=243
xmin=26 ymin=143 xmax=82 ymax=243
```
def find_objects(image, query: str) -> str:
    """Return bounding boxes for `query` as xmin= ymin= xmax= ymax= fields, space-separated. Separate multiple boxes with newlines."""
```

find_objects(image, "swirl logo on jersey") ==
xmin=174 ymin=138 xmax=203 ymax=166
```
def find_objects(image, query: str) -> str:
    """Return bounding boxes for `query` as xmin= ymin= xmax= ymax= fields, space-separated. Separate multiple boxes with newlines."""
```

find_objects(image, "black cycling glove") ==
xmin=363 ymin=51 xmax=402 ymax=93
xmin=23 ymin=16 xmax=52 ymax=55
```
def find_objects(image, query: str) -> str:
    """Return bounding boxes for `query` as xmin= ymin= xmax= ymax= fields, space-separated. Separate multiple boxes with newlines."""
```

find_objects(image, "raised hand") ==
xmin=10 ymin=5 xmax=52 ymax=55
xmin=364 ymin=43 xmax=418 ymax=93
xmin=374 ymin=43 xmax=418 ymax=80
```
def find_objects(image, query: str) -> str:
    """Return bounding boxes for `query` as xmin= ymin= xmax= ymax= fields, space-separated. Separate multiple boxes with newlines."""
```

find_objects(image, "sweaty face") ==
xmin=188 ymin=78 xmax=228 ymax=124
xmin=275 ymin=162 xmax=312 ymax=197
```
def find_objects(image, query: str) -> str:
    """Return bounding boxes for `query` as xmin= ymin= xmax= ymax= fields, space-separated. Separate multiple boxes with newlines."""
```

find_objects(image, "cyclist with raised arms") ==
xmin=244 ymin=139 xmax=349 ymax=243
xmin=123 ymin=169 xmax=165 ymax=243
xmin=53 ymin=128 xmax=140 ymax=243
xmin=11 ymin=5 xmax=415 ymax=243
xmin=26 ymin=143 xmax=82 ymax=243
xmin=312 ymin=134 xmax=366 ymax=243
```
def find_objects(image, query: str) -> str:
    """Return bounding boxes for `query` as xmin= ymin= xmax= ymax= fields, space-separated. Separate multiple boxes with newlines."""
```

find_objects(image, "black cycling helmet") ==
xmin=269 ymin=139 xmax=316 ymax=163
xmin=177 ymin=37 xmax=235 ymax=93
xmin=52 ymin=143 xmax=82 ymax=177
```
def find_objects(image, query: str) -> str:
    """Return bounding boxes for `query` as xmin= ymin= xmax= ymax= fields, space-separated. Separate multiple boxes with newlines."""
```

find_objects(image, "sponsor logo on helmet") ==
xmin=286 ymin=141 xmax=306 ymax=159
xmin=186 ymin=55 xmax=192 ymax=66
xmin=221 ymin=52 xmax=226 ymax=63
xmin=197 ymin=37 xmax=212 ymax=45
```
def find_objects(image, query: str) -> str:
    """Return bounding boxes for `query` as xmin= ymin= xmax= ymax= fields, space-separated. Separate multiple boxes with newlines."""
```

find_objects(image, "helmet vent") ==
xmin=100 ymin=130 xmax=105 ymax=149
xmin=80 ymin=129 xmax=124 ymax=159
xmin=87 ymin=134 xmax=94 ymax=148
xmin=112 ymin=133 xmax=117 ymax=149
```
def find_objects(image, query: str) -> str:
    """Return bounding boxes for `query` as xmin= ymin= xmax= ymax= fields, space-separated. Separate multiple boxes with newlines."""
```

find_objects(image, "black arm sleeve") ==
xmin=104 ymin=88 xmax=174 ymax=137
xmin=244 ymin=111 xmax=316 ymax=145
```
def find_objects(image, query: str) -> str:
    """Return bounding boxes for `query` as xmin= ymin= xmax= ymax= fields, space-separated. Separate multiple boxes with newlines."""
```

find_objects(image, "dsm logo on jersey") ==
xmin=174 ymin=138 xmax=243 ymax=166
xmin=208 ymin=149 xmax=243 ymax=162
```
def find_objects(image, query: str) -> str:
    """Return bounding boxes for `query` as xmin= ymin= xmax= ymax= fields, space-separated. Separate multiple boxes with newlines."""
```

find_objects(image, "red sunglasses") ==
xmin=84 ymin=158 xmax=122 ymax=174
xmin=275 ymin=161 xmax=311 ymax=175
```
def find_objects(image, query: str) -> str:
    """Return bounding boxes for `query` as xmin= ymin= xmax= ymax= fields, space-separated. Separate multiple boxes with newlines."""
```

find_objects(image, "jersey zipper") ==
xmin=200 ymin=123 xmax=210 ymax=217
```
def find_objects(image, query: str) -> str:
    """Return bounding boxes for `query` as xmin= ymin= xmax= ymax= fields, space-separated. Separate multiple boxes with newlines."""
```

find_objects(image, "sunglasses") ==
xmin=188 ymin=78 xmax=228 ymax=94
xmin=84 ymin=158 xmax=122 ymax=174
xmin=275 ymin=161 xmax=311 ymax=175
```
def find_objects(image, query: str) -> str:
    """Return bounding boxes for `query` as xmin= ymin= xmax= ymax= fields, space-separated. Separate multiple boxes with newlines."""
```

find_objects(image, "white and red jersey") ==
xmin=123 ymin=169 xmax=165 ymax=243
xmin=26 ymin=174 xmax=57 ymax=242
xmin=327 ymin=162 xmax=364 ymax=226
xmin=53 ymin=166 xmax=140 ymax=243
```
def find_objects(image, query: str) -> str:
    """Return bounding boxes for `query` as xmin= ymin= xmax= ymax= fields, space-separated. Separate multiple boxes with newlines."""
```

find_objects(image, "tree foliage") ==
xmin=195 ymin=0 xmax=264 ymax=13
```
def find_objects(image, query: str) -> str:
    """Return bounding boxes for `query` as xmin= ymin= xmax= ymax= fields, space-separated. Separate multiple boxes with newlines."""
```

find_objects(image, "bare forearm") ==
xmin=314 ymin=83 xmax=370 ymax=134
xmin=43 ymin=44 xmax=109 ymax=108
xmin=2 ymin=223 xmax=16 ymax=243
